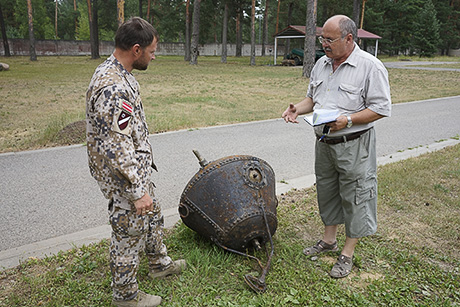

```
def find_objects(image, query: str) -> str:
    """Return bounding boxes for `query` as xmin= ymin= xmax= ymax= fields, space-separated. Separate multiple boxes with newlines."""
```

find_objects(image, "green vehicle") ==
xmin=286 ymin=48 xmax=326 ymax=65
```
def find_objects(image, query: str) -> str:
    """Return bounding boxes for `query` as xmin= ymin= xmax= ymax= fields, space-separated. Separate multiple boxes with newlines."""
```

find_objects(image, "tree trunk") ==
xmin=359 ymin=0 xmax=367 ymax=29
xmin=87 ymin=0 xmax=99 ymax=59
xmin=250 ymin=0 xmax=256 ymax=65
xmin=184 ymin=0 xmax=191 ymax=61
xmin=261 ymin=0 xmax=269 ymax=56
xmin=0 ymin=3 xmax=10 ymax=56
xmin=55 ymin=0 xmax=58 ymax=39
xmin=303 ymin=0 xmax=316 ymax=77
xmin=213 ymin=20 xmax=217 ymax=43
xmin=74 ymin=0 xmax=78 ymax=36
xmin=87 ymin=0 xmax=92 ymax=37
xmin=221 ymin=2 xmax=228 ymax=63
xmin=27 ymin=0 xmax=37 ymax=61
xmin=276 ymin=0 xmax=281 ymax=33
xmin=236 ymin=7 xmax=242 ymax=57
xmin=352 ymin=0 xmax=361 ymax=27
xmin=151 ymin=0 xmax=157 ymax=26
xmin=117 ymin=0 xmax=125 ymax=27
xmin=139 ymin=0 xmax=143 ymax=18
xmin=190 ymin=0 xmax=201 ymax=65
xmin=92 ymin=0 xmax=99 ymax=58
xmin=147 ymin=0 xmax=151 ymax=21
xmin=285 ymin=1 xmax=293 ymax=57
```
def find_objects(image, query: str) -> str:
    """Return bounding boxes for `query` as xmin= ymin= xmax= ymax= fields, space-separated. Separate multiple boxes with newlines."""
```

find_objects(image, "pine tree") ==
xmin=413 ymin=0 xmax=441 ymax=57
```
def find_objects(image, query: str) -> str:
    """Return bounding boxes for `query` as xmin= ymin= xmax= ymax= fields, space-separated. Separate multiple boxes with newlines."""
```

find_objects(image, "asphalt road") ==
xmin=383 ymin=61 xmax=460 ymax=72
xmin=1 ymin=96 xmax=459 ymax=252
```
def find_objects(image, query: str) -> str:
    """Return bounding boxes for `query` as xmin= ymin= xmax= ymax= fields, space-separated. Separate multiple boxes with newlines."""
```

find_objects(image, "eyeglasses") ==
xmin=318 ymin=36 xmax=342 ymax=45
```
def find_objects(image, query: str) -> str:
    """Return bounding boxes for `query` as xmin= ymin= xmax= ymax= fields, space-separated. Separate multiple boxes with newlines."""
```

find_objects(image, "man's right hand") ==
xmin=282 ymin=103 xmax=299 ymax=123
xmin=134 ymin=193 xmax=154 ymax=216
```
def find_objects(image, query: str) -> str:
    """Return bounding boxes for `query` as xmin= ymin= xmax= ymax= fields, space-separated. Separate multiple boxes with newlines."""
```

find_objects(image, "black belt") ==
xmin=317 ymin=128 xmax=371 ymax=145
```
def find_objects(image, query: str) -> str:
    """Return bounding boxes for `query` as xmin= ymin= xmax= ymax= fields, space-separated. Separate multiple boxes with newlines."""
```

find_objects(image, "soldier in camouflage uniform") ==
xmin=86 ymin=17 xmax=185 ymax=307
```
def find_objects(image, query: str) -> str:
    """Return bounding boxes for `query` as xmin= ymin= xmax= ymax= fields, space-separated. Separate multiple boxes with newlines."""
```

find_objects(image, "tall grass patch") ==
xmin=1 ymin=56 xmax=459 ymax=152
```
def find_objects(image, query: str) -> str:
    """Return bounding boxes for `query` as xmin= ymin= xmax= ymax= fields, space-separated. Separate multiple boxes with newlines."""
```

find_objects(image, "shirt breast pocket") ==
xmin=338 ymin=83 xmax=363 ymax=112
xmin=310 ymin=80 xmax=323 ymax=101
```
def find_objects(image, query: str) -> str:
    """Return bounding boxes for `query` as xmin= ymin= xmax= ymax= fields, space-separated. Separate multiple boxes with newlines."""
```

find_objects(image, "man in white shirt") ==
xmin=282 ymin=15 xmax=391 ymax=278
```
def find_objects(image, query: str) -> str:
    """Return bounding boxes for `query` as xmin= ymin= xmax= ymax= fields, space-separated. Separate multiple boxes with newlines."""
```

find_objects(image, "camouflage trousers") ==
xmin=109 ymin=185 xmax=172 ymax=301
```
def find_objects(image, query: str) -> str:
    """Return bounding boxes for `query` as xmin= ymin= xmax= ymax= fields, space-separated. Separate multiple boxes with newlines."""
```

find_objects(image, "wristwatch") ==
xmin=346 ymin=115 xmax=353 ymax=128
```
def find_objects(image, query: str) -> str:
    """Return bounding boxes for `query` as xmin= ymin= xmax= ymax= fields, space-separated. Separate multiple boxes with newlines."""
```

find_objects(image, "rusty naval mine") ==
xmin=179 ymin=150 xmax=279 ymax=292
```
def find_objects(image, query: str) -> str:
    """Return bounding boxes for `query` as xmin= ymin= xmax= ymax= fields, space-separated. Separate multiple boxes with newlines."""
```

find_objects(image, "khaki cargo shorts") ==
xmin=314 ymin=128 xmax=377 ymax=238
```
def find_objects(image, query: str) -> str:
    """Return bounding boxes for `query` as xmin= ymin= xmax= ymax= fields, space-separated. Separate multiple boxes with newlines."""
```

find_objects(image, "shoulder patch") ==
xmin=121 ymin=101 xmax=133 ymax=114
xmin=114 ymin=100 xmax=133 ymax=135
xmin=118 ymin=110 xmax=131 ymax=131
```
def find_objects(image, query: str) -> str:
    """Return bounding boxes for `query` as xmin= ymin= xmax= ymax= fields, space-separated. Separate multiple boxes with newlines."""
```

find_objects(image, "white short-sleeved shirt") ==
xmin=307 ymin=43 xmax=391 ymax=137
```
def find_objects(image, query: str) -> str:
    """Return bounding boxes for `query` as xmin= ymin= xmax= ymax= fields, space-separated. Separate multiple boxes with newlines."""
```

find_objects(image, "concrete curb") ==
xmin=1 ymin=138 xmax=458 ymax=271
xmin=377 ymin=138 xmax=460 ymax=166
xmin=0 ymin=207 xmax=180 ymax=271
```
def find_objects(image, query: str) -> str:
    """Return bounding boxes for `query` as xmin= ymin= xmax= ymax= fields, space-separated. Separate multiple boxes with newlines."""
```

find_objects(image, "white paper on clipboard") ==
xmin=304 ymin=109 xmax=340 ymax=126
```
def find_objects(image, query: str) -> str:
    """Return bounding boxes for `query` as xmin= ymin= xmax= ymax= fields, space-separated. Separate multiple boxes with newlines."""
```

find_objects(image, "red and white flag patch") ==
xmin=121 ymin=101 xmax=133 ymax=114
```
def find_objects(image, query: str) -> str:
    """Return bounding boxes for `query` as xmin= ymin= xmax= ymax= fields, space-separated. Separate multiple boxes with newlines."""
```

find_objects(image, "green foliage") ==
xmin=2 ymin=0 xmax=459 ymax=57
xmin=363 ymin=0 xmax=460 ymax=56
xmin=14 ymin=0 xmax=55 ymax=39
xmin=434 ymin=0 xmax=460 ymax=51
xmin=317 ymin=0 xmax=352 ymax=25
xmin=75 ymin=0 xmax=89 ymax=41
xmin=55 ymin=0 xmax=80 ymax=40
xmin=413 ymin=0 xmax=441 ymax=57
xmin=95 ymin=0 xmax=117 ymax=40
xmin=150 ymin=0 xmax=188 ymax=43
xmin=365 ymin=0 xmax=421 ymax=56
xmin=5 ymin=25 xmax=21 ymax=39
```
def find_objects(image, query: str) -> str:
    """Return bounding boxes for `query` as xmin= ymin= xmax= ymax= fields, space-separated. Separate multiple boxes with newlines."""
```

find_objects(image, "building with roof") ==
xmin=273 ymin=25 xmax=382 ymax=65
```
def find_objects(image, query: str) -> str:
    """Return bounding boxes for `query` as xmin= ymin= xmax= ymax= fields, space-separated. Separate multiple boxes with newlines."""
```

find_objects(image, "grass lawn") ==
xmin=0 ymin=55 xmax=459 ymax=153
xmin=0 ymin=144 xmax=459 ymax=306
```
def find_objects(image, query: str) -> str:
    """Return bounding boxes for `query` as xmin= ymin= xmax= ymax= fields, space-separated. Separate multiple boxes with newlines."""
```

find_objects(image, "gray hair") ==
xmin=339 ymin=17 xmax=358 ymax=42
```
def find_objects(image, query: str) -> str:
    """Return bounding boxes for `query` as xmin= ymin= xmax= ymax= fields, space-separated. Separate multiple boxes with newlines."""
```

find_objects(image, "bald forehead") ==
xmin=322 ymin=18 xmax=340 ymax=35
xmin=324 ymin=15 xmax=348 ymax=29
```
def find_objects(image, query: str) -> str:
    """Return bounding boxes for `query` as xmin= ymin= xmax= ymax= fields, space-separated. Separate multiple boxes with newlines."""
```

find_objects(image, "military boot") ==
xmin=112 ymin=290 xmax=161 ymax=307
xmin=150 ymin=259 xmax=186 ymax=279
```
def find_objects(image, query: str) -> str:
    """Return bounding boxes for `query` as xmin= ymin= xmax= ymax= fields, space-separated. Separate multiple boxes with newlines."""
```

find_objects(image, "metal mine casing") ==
xmin=179 ymin=155 xmax=278 ymax=252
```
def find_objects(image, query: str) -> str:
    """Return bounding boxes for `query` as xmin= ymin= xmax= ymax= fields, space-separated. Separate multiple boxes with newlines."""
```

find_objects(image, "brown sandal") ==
xmin=330 ymin=254 xmax=353 ymax=278
xmin=303 ymin=240 xmax=338 ymax=256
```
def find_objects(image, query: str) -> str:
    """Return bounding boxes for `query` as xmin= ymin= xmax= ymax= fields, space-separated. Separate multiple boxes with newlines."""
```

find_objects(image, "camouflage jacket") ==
xmin=86 ymin=54 xmax=156 ymax=207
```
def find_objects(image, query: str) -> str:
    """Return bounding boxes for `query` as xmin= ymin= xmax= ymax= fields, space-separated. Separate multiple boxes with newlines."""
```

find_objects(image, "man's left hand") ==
xmin=328 ymin=115 xmax=347 ymax=132
xmin=134 ymin=193 xmax=154 ymax=215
